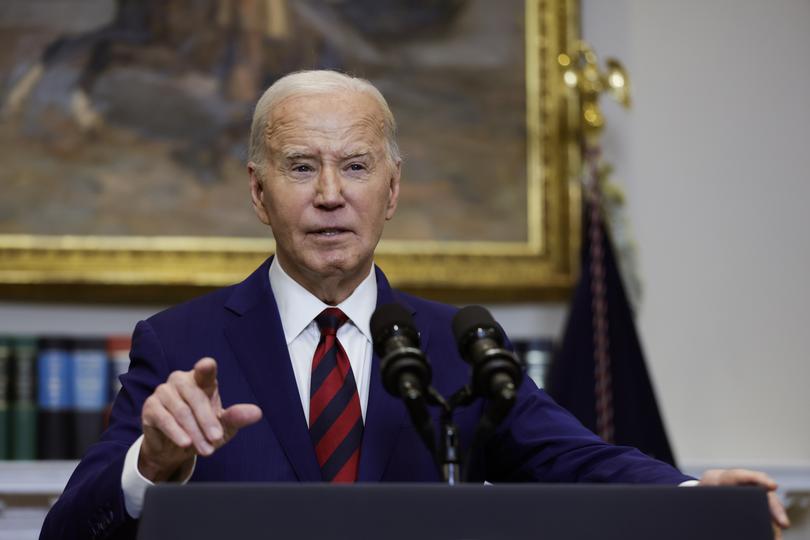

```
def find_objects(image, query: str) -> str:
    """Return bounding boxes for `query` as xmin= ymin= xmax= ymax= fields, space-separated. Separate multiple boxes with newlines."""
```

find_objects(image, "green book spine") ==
xmin=12 ymin=404 xmax=36 ymax=459
xmin=11 ymin=337 xmax=37 ymax=460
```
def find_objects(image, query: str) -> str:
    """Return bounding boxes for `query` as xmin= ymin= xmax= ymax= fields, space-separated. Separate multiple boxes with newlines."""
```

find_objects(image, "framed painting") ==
xmin=0 ymin=0 xmax=581 ymax=303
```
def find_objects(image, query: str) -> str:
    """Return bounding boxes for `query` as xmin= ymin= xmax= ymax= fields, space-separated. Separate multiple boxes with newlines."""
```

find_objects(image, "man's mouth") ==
xmin=311 ymin=227 xmax=350 ymax=237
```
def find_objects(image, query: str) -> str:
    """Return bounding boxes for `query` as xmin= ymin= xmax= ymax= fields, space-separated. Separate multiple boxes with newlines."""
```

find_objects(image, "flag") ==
xmin=546 ymin=192 xmax=677 ymax=466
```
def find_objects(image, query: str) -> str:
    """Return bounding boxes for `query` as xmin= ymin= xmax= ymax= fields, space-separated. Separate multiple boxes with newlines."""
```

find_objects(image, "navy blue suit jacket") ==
xmin=41 ymin=259 xmax=690 ymax=539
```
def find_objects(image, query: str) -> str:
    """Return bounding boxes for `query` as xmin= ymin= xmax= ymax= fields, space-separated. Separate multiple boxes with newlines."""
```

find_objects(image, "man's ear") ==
xmin=385 ymin=159 xmax=401 ymax=220
xmin=248 ymin=162 xmax=271 ymax=226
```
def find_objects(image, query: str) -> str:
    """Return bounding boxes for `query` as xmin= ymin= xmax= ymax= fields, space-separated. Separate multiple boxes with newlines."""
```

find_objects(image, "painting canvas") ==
xmin=0 ymin=0 xmax=580 ymax=302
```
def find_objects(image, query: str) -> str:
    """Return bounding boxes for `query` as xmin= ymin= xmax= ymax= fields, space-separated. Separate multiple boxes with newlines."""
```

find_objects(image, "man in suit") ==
xmin=40 ymin=70 xmax=788 ymax=539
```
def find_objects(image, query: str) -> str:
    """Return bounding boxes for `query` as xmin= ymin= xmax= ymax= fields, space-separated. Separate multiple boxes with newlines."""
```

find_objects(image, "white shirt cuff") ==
xmin=679 ymin=479 xmax=700 ymax=487
xmin=121 ymin=434 xmax=197 ymax=518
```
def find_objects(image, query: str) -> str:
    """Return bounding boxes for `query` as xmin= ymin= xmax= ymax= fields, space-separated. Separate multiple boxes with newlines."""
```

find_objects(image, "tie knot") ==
xmin=316 ymin=308 xmax=348 ymax=336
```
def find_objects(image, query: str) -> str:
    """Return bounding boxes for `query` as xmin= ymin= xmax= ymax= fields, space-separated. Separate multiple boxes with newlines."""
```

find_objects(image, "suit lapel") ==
xmin=223 ymin=260 xmax=321 ymax=481
xmin=358 ymin=267 xmax=426 ymax=481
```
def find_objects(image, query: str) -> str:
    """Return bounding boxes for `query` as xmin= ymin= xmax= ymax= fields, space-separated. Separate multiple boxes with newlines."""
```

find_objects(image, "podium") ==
xmin=137 ymin=483 xmax=772 ymax=540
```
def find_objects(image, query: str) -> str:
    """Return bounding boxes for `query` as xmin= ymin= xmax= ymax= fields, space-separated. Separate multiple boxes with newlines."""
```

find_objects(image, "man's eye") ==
xmin=292 ymin=164 xmax=313 ymax=173
xmin=347 ymin=163 xmax=366 ymax=172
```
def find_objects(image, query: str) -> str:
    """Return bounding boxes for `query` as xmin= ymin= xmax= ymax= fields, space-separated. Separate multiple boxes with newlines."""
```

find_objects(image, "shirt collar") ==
xmin=269 ymin=257 xmax=377 ymax=345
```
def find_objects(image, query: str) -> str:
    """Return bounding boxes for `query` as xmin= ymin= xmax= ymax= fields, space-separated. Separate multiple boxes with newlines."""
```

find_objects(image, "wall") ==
xmin=583 ymin=0 xmax=810 ymax=467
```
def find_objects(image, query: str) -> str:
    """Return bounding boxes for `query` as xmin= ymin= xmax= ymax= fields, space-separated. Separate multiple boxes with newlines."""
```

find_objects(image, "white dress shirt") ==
xmin=272 ymin=257 xmax=376 ymax=423
xmin=121 ymin=258 xmax=377 ymax=517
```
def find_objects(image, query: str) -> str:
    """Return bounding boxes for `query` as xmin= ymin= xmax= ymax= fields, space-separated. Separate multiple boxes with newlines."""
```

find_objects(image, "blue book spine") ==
xmin=37 ymin=340 xmax=74 ymax=459
xmin=72 ymin=349 xmax=109 ymax=412
xmin=72 ymin=340 xmax=109 ymax=457
xmin=37 ymin=347 xmax=72 ymax=411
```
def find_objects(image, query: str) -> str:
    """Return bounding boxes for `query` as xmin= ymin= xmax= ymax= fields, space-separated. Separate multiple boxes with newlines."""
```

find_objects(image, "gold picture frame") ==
xmin=0 ymin=0 xmax=581 ymax=304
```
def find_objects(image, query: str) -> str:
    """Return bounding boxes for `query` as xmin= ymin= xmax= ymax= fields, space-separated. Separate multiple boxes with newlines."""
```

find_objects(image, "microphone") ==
xmin=371 ymin=303 xmax=436 ymax=456
xmin=370 ymin=303 xmax=432 ymax=400
xmin=452 ymin=306 xmax=523 ymax=482
xmin=452 ymin=306 xmax=523 ymax=403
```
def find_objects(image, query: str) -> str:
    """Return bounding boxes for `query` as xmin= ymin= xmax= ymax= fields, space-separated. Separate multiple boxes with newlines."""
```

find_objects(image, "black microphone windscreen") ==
xmin=370 ymin=303 xmax=415 ymax=345
xmin=452 ymin=305 xmax=498 ymax=344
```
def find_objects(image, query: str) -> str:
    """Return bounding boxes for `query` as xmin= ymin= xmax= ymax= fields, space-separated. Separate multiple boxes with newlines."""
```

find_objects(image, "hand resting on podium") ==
xmin=698 ymin=468 xmax=790 ymax=537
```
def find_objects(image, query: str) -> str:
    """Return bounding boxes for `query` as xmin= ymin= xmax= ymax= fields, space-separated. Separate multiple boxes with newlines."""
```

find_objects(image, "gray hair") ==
xmin=248 ymin=70 xmax=401 ymax=171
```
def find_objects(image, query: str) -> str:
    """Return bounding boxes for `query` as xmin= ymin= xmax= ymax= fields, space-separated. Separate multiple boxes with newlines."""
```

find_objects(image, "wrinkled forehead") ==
xmin=265 ymin=91 xmax=387 ymax=156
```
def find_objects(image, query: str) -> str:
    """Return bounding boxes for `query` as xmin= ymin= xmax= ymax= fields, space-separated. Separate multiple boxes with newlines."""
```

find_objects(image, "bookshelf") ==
xmin=0 ymin=461 xmax=78 ymax=495
xmin=0 ymin=461 xmax=78 ymax=540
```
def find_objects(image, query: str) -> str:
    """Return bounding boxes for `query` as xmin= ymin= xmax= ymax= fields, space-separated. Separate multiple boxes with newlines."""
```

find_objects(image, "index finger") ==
xmin=193 ymin=357 xmax=218 ymax=398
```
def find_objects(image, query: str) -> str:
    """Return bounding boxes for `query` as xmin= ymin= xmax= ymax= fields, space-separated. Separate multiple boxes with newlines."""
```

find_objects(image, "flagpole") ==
xmin=558 ymin=42 xmax=631 ymax=443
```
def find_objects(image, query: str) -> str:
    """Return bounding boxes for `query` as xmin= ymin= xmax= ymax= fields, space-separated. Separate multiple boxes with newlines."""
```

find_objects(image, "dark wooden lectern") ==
xmin=137 ymin=483 xmax=772 ymax=539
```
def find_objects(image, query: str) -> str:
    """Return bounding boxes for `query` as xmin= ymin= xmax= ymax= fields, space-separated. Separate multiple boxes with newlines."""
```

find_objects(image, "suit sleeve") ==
xmin=484 ymin=376 xmax=692 ymax=484
xmin=40 ymin=320 xmax=169 ymax=540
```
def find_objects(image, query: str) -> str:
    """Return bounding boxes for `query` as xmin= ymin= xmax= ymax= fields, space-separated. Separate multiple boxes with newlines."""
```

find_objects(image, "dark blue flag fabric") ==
xmin=546 ymin=198 xmax=677 ymax=467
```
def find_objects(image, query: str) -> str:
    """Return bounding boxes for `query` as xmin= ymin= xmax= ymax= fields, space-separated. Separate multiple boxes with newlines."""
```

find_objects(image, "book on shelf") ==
xmin=11 ymin=337 xmax=38 ymax=460
xmin=512 ymin=338 xmax=555 ymax=390
xmin=0 ymin=334 xmax=132 ymax=461
xmin=105 ymin=336 xmax=132 ymax=428
xmin=37 ymin=337 xmax=74 ymax=459
xmin=72 ymin=338 xmax=109 ymax=458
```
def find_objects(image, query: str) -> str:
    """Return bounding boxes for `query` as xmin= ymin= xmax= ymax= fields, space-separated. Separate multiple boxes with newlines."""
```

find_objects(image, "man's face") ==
xmin=249 ymin=90 xmax=400 ymax=296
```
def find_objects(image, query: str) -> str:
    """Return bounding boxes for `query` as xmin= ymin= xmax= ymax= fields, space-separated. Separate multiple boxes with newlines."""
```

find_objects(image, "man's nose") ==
xmin=314 ymin=165 xmax=345 ymax=209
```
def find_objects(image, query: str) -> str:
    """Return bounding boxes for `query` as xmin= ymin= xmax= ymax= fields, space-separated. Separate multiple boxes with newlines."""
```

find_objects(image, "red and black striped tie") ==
xmin=309 ymin=308 xmax=363 ymax=482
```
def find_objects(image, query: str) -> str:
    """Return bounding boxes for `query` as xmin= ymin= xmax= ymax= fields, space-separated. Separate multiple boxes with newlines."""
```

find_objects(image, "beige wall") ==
xmin=584 ymin=0 xmax=810 ymax=466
